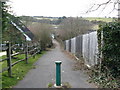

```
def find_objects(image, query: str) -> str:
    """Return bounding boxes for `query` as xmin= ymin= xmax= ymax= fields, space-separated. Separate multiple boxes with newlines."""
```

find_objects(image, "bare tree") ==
xmin=57 ymin=17 xmax=94 ymax=40
xmin=28 ymin=22 xmax=52 ymax=50
xmin=86 ymin=0 xmax=119 ymax=14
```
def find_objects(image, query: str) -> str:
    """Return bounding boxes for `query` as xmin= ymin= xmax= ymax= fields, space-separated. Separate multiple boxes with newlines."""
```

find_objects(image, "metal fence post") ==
xmin=69 ymin=40 xmax=71 ymax=52
xmin=55 ymin=61 xmax=62 ymax=86
xmin=6 ymin=42 xmax=12 ymax=77
xmin=64 ymin=41 xmax=66 ymax=50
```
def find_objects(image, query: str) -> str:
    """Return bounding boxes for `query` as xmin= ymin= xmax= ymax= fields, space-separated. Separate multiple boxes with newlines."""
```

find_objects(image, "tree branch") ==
xmin=86 ymin=0 xmax=119 ymax=14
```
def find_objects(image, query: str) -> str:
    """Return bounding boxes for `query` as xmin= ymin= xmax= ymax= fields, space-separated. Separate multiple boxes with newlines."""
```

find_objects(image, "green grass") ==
xmin=1 ymin=51 xmax=46 ymax=88
xmin=85 ymin=17 xmax=113 ymax=22
xmin=84 ymin=17 xmax=114 ymax=30
xmin=48 ymin=82 xmax=53 ymax=88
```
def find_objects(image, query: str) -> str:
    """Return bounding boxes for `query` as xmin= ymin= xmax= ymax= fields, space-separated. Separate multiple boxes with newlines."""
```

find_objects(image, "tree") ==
xmin=0 ymin=1 xmax=2 ymax=47
xmin=86 ymin=0 xmax=119 ymax=13
xmin=19 ymin=16 xmax=34 ymax=27
xmin=86 ymin=0 xmax=120 ymax=21
xmin=1 ymin=1 xmax=26 ymax=44
xmin=58 ymin=17 xmax=94 ymax=40
xmin=1 ymin=1 xmax=10 ymax=32
xmin=28 ymin=22 xmax=53 ymax=50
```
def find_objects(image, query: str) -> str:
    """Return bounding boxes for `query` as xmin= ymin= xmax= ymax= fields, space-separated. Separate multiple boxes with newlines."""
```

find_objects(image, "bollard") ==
xmin=55 ymin=61 xmax=62 ymax=87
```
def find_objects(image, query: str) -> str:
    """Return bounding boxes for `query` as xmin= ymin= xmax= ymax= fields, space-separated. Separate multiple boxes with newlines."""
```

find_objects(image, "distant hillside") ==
xmin=19 ymin=16 xmax=67 ymax=25
xmin=84 ymin=17 xmax=115 ymax=22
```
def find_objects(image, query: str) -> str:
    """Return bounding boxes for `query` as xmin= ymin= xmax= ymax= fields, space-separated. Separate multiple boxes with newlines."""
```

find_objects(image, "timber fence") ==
xmin=0 ymin=41 xmax=41 ymax=77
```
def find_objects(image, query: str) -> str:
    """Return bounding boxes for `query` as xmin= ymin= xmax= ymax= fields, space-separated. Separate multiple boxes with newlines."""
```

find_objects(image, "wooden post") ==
xmin=33 ymin=44 xmax=35 ymax=58
xmin=25 ymin=42 xmax=28 ymax=64
xmin=99 ymin=30 xmax=103 ymax=75
xmin=38 ymin=41 xmax=41 ymax=54
xmin=36 ymin=43 xmax=39 ymax=54
xmin=6 ymin=42 xmax=12 ymax=77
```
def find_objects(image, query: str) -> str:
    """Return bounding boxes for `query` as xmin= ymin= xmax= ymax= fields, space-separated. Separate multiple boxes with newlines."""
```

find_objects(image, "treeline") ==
xmin=19 ymin=16 xmax=113 ymax=25
xmin=1 ymin=1 xmax=25 ymax=44
xmin=57 ymin=17 xmax=95 ymax=41
xmin=1 ymin=1 xmax=53 ymax=50
xmin=28 ymin=23 xmax=53 ymax=50
xmin=19 ymin=16 xmax=67 ymax=25
xmin=18 ymin=16 xmax=53 ymax=50
xmin=94 ymin=22 xmax=120 ymax=88
xmin=19 ymin=16 xmax=97 ymax=49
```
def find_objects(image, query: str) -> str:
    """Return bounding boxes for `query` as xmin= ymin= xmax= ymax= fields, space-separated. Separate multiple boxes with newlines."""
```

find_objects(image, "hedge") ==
xmin=97 ymin=22 xmax=120 ymax=78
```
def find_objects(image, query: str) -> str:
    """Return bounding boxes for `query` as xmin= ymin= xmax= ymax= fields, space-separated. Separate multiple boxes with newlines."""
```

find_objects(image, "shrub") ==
xmin=98 ymin=22 xmax=120 ymax=78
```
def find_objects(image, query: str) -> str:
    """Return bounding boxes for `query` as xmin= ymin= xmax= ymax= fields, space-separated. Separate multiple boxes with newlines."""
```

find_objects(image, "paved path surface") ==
xmin=14 ymin=40 xmax=96 ymax=88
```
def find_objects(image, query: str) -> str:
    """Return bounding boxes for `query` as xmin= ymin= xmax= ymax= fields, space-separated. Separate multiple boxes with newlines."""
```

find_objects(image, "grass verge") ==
xmin=1 ymin=51 xmax=46 ymax=88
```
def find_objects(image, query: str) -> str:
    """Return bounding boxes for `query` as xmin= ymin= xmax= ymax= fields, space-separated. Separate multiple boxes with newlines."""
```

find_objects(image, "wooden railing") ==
xmin=0 ymin=42 xmax=41 ymax=77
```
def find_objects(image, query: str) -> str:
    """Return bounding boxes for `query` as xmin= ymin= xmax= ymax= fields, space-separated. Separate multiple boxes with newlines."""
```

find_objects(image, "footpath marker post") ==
xmin=55 ymin=61 xmax=62 ymax=87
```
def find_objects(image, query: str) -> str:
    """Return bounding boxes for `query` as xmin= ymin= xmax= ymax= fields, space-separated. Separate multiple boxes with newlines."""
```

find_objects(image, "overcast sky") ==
xmin=9 ymin=0 xmax=118 ymax=17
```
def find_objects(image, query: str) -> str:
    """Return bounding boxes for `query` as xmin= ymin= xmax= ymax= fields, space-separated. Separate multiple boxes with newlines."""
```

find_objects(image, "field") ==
xmin=84 ymin=17 xmax=115 ymax=30
xmin=84 ymin=17 xmax=114 ymax=22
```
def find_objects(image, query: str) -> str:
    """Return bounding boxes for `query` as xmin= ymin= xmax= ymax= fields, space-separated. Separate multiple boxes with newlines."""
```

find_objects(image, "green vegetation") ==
xmin=1 ymin=1 xmax=10 ymax=31
xmin=1 ymin=51 xmax=46 ymax=88
xmin=98 ymin=22 xmax=120 ymax=77
xmin=89 ymin=22 xmax=120 ymax=88
xmin=85 ymin=17 xmax=113 ymax=22
xmin=48 ymin=82 xmax=53 ymax=88
xmin=1 ymin=1 xmax=26 ymax=44
xmin=58 ymin=17 xmax=94 ymax=40
xmin=29 ymin=22 xmax=53 ymax=50
xmin=47 ymin=82 xmax=72 ymax=88
xmin=1 ymin=54 xmax=26 ymax=69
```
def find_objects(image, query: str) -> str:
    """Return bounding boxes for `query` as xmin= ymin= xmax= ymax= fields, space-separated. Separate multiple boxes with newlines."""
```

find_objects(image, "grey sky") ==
xmin=9 ymin=0 xmax=118 ymax=17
